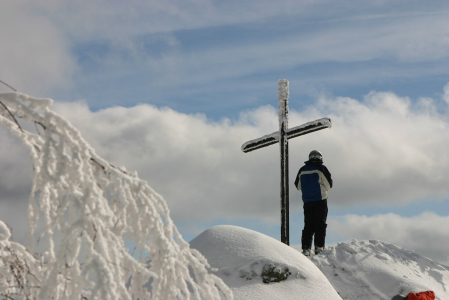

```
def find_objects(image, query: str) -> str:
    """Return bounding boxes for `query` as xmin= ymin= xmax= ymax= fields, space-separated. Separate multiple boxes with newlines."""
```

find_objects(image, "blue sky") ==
xmin=1 ymin=0 xmax=449 ymax=263
xmin=40 ymin=1 xmax=449 ymax=117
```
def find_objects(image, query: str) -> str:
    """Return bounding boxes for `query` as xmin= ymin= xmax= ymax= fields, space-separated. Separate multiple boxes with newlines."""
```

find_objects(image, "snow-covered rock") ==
xmin=312 ymin=239 xmax=449 ymax=300
xmin=190 ymin=225 xmax=342 ymax=300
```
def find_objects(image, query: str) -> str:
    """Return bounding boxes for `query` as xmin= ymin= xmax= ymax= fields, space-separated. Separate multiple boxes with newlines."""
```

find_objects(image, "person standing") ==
xmin=294 ymin=150 xmax=333 ymax=256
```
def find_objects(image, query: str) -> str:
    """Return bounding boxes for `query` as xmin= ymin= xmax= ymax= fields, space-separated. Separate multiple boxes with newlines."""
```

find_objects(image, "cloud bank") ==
xmin=329 ymin=212 xmax=449 ymax=264
xmin=0 ymin=1 xmax=75 ymax=95
xmin=47 ymin=83 xmax=449 ymax=218
xmin=1 ymin=84 xmax=448 ymax=260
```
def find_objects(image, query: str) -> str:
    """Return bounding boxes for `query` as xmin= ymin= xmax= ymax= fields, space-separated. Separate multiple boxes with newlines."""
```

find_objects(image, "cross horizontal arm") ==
xmin=286 ymin=117 xmax=332 ymax=140
xmin=241 ymin=117 xmax=332 ymax=153
xmin=241 ymin=131 xmax=279 ymax=153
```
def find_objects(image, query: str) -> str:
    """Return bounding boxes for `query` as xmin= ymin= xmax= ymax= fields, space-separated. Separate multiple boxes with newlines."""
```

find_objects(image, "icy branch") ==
xmin=0 ymin=92 xmax=232 ymax=300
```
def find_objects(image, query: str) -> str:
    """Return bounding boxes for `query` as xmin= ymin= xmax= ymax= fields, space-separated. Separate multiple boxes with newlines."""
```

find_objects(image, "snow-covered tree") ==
xmin=0 ymin=92 xmax=232 ymax=300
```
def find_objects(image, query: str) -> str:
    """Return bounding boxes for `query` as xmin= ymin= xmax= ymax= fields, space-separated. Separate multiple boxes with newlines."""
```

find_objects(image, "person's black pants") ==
xmin=302 ymin=199 xmax=328 ymax=250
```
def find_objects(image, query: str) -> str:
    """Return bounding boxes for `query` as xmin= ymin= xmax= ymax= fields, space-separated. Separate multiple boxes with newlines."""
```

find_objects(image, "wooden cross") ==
xmin=241 ymin=79 xmax=332 ymax=245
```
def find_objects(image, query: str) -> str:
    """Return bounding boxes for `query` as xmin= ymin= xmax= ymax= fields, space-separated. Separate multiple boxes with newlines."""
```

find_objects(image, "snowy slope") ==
xmin=312 ymin=239 xmax=449 ymax=300
xmin=190 ymin=225 xmax=342 ymax=300
xmin=190 ymin=226 xmax=449 ymax=300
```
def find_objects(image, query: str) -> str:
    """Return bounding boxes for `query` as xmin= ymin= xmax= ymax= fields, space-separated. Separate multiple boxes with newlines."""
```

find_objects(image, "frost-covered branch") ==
xmin=0 ymin=101 xmax=23 ymax=133
xmin=0 ymin=92 xmax=233 ymax=300
xmin=0 ymin=221 xmax=41 ymax=299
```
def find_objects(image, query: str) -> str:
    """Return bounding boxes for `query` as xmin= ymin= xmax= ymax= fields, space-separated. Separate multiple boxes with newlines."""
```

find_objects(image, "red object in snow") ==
xmin=407 ymin=291 xmax=435 ymax=300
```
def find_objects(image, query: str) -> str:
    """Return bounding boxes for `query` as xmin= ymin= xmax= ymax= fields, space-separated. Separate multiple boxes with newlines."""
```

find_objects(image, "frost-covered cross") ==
xmin=241 ymin=80 xmax=332 ymax=245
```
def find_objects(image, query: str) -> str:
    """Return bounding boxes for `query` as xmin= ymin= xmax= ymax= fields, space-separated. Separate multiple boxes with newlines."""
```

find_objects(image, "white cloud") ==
xmin=444 ymin=82 xmax=449 ymax=105
xmin=328 ymin=212 xmax=449 ymax=264
xmin=2 ymin=84 xmax=449 ymax=248
xmin=28 ymin=1 xmax=449 ymax=42
xmin=2 ymin=0 xmax=449 ymax=99
xmin=51 ymin=101 xmax=282 ymax=223
xmin=49 ymin=84 xmax=449 ymax=216
xmin=0 ymin=82 xmax=449 ymax=260
xmin=24 ymin=0 xmax=314 ymax=39
xmin=0 ymin=2 xmax=76 ymax=95
xmin=304 ymin=91 xmax=449 ymax=206
xmin=102 ymin=11 xmax=449 ymax=90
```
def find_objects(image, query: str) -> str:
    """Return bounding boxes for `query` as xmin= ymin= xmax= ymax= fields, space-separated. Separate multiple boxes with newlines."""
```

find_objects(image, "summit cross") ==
xmin=241 ymin=79 xmax=332 ymax=245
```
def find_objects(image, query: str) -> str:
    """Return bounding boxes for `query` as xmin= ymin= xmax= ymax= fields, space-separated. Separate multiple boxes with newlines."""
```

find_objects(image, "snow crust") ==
xmin=313 ymin=239 xmax=449 ymax=300
xmin=190 ymin=225 xmax=342 ymax=300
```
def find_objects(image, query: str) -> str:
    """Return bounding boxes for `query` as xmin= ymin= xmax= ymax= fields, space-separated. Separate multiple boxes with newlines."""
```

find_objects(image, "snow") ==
xmin=241 ymin=131 xmax=279 ymax=153
xmin=190 ymin=225 xmax=449 ymax=300
xmin=277 ymin=79 xmax=289 ymax=129
xmin=190 ymin=225 xmax=342 ymax=300
xmin=313 ymin=239 xmax=449 ymax=300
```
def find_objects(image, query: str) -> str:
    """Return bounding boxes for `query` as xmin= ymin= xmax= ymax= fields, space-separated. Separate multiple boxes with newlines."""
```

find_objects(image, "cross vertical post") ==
xmin=278 ymin=80 xmax=289 ymax=245
xmin=241 ymin=80 xmax=332 ymax=245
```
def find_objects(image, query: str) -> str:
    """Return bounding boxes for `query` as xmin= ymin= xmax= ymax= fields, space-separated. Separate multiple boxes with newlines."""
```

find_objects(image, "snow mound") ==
xmin=312 ymin=239 xmax=449 ymax=300
xmin=190 ymin=225 xmax=342 ymax=300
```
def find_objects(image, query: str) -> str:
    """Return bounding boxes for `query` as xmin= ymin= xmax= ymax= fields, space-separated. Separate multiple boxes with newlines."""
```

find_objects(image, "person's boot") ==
xmin=315 ymin=247 xmax=324 ymax=255
xmin=302 ymin=249 xmax=312 ymax=257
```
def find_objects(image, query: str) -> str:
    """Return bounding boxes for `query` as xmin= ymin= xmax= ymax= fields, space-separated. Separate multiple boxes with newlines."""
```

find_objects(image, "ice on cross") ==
xmin=241 ymin=79 xmax=332 ymax=245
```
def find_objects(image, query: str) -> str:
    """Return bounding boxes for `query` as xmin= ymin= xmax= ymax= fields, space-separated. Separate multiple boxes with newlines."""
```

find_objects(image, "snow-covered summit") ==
xmin=190 ymin=225 xmax=342 ymax=300
xmin=190 ymin=225 xmax=449 ymax=300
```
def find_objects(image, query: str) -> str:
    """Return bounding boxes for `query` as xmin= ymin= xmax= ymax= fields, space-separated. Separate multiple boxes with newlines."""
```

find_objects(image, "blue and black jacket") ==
xmin=294 ymin=160 xmax=333 ymax=203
